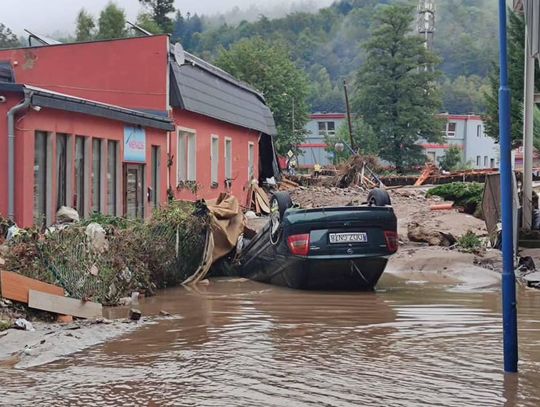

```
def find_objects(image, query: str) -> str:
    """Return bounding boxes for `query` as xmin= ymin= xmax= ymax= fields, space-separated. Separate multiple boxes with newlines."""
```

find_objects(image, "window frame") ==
xmin=177 ymin=127 xmax=197 ymax=184
xmin=224 ymin=137 xmax=233 ymax=181
xmin=210 ymin=134 xmax=220 ymax=187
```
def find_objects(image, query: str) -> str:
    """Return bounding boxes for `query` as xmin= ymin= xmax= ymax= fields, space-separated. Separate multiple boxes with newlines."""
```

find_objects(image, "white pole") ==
xmin=523 ymin=24 xmax=534 ymax=230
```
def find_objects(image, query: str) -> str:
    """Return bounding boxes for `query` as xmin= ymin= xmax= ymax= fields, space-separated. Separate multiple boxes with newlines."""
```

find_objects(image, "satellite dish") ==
xmin=173 ymin=42 xmax=185 ymax=65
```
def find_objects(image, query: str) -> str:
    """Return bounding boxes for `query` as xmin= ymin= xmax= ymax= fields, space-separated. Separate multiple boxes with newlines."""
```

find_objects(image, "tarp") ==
xmin=206 ymin=193 xmax=246 ymax=262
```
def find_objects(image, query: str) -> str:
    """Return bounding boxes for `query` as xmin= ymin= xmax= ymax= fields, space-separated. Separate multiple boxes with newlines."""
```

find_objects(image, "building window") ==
xmin=56 ymin=134 xmax=69 ymax=210
xmin=151 ymin=145 xmax=160 ymax=208
xmin=92 ymin=138 xmax=102 ymax=213
xmin=211 ymin=135 xmax=219 ymax=187
xmin=107 ymin=141 xmax=118 ymax=215
xmin=484 ymin=156 xmax=488 ymax=167
xmin=225 ymin=138 xmax=232 ymax=181
xmin=248 ymin=142 xmax=255 ymax=180
xmin=426 ymin=151 xmax=436 ymax=162
xmin=477 ymin=125 xmax=482 ymax=137
xmin=490 ymin=158 xmax=495 ymax=168
xmin=75 ymin=136 xmax=86 ymax=217
xmin=34 ymin=131 xmax=49 ymax=223
xmin=476 ymin=155 xmax=481 ymax=167
xmin=318 ymin=121 xmax=336 ymax=137
xmin=178 ymin=130 xmax=196 ymax=182
xmin=446 ymin=122 xmax=457 ymax=137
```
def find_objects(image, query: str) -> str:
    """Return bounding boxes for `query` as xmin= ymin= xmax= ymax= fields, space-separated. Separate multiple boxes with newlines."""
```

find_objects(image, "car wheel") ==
xmin=269 ymin=192 xmax=293 ymax=244
xmin=367 ymin=188 xmax=391 ymax=206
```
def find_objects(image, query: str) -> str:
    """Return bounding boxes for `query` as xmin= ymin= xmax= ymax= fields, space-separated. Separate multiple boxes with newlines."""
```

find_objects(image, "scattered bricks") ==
xmin=57 ymin=315 xmax=74 ymax=324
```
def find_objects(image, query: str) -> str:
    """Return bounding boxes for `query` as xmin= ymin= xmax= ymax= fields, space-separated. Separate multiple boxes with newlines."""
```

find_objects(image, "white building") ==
xmin=422 ymin=114 xmax=500 ymax=169
xmin=297 ymin=113 xmax=346 ymax=167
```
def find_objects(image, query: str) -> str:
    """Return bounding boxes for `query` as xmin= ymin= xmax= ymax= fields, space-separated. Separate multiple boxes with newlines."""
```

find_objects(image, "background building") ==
xmin=298 ymin=113 xmax=346 ymax=167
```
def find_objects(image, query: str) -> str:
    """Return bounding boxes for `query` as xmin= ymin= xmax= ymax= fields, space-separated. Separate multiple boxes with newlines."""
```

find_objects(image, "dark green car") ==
xmin=238 ymin=190 xmax=398 ymax=290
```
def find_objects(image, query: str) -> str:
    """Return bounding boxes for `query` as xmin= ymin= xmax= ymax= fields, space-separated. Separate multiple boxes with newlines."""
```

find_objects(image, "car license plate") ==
xmin=329 ymin=232 xmax=368 ymax=244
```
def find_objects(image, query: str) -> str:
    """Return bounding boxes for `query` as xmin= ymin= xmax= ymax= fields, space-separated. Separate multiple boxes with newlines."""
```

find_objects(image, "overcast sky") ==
xmin=3 ymin=0 xmax=333 ymax=37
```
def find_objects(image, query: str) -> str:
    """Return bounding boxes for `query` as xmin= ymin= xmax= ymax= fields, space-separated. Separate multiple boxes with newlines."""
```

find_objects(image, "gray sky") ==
xmin=2 ymin=0 xmax=333 ymax=37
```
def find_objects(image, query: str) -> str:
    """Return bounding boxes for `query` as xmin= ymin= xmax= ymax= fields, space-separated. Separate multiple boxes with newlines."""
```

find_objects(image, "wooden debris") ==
xmin=28 ymin=290 xmax=103 ymax=319
xmin=0 ymin=270 xmax=64 ymax=304
xmin=414 ymin=163 xmax=438 ymax=186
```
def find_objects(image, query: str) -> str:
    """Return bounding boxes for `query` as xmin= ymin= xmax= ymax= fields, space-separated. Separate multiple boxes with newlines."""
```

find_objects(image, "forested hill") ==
xmin=183 ymin=0 xmax=498 ymax=114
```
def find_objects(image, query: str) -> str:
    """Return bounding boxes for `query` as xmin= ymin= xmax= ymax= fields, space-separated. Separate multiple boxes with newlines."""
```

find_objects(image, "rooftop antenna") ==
xmin=417 ymin=0 xmax=435 ymax=50
xmin=126 ymin=21 xmax=152 ymax=36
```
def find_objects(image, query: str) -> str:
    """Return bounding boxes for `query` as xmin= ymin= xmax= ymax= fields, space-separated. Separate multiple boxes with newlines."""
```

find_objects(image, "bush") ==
xmin=457 ymin=230 xmax=483 ymax=252
xmin=438 ymin=145 xmax=462 ymax=171
xmin=426 ymin=182 xmax=484 ymax=215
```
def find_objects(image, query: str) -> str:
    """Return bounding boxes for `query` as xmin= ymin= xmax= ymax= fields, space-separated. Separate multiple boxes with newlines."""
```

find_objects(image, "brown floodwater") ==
xmin=1 ymin=274 xmax=539 ymax=406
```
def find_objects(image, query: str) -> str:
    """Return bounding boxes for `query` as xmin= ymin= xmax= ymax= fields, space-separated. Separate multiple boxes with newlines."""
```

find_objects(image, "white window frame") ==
xmin=224 ymin=137 xmax=233 ymax=181
xmin=446 ymin=122 xmax=457 ymax=138
xmin=177 ymin=128 xmax=197 ymax=184
xmin=211 ymin=134 xmax=219 ymax=186
xmin=248 ymin=142 xmax=255 ymax=181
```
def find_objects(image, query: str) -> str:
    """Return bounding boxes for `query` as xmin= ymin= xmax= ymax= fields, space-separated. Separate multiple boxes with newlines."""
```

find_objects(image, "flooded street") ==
xmin=1 ymin=274 xmax=540 ymax=407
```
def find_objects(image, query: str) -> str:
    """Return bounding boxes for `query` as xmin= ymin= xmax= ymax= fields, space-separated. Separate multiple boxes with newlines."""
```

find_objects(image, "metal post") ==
xmin=343 ymin=80 xmax=355 ymax=152
xmin=498 ymin=0 xmax=518 ymax=373
xmin=522 ymin=24 xmax=534 ymax=230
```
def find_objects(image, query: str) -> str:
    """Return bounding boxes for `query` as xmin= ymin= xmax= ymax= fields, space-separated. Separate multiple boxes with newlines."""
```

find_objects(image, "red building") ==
xmin=0 ymin=35 xmax=277 ymax=227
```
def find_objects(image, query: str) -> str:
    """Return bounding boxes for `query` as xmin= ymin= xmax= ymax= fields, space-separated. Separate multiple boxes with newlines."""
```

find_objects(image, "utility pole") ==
xmin=498 ymin=0 xmax=518 ymax=374
xmin=522 ymin=25 xmax=534 ymax=230
xmin=343 ymin=80 xmax=355 ymax=152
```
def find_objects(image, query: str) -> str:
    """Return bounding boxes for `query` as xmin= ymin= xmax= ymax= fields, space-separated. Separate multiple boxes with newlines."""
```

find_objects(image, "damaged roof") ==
xmin=170 ymin=52 xmax=277 ymax=136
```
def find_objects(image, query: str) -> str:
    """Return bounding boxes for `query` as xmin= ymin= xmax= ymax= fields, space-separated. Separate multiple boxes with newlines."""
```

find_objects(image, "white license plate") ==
xmin=329 ymin=232 xmax=368 ymax=244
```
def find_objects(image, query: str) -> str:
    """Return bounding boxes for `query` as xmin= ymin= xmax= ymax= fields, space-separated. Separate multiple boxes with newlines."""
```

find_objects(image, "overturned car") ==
xmin=235 ymin=189 xmax=398 ymax=290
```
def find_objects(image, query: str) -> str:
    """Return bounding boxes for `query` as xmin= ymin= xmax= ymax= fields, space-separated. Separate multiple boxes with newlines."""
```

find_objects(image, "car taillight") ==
xmin=384 ymin=231 xmax=398 ymax=253
xmin=287 ymin=233 xmax=310 ymax=256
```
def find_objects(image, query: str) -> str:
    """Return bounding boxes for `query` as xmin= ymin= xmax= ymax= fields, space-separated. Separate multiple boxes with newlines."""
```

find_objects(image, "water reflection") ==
xmin=0 ymin=276 xmax=539 ymax=406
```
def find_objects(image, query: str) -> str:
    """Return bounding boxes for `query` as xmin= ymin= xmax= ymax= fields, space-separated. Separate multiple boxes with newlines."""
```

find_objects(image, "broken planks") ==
xmin=0 ymin=270 xmax=64 ymax=304
xmin=28 ymin=290 xmax=103 ymax=319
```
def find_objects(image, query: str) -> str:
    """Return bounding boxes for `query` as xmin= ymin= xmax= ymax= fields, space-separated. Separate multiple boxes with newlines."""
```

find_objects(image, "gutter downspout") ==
xmin=7 ymin=92 xmax=32 ymax=221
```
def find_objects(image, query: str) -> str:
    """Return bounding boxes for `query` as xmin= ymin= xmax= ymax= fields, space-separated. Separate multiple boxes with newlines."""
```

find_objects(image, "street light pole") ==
xmin=343 ymin=80 xmax=355 ymax=152
xmin=498 ymin=0 xmax=518 ymax=373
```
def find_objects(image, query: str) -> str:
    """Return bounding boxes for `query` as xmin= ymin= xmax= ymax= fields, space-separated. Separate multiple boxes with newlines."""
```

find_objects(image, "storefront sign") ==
xmin=124 ymin=126 xmax=146 ymax=163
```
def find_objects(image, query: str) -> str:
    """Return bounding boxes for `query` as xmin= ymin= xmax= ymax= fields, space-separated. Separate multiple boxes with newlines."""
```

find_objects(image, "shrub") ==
xmin=427 ymin=182 xmax=484 ymax=215
xmin=457 ymin=230 xmax=483 ymax=252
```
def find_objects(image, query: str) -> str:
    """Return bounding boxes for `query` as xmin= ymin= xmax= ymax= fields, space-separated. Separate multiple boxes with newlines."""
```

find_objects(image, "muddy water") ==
xmin=1 ymin=275 xmax=540 ymax=407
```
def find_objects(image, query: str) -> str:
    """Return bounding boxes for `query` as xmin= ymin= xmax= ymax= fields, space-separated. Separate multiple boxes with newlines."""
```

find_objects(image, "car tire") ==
xmin=269 ymin=192 xmax=293 ymax=244
xmin=367 ymin=188 xmax=391 ymax=206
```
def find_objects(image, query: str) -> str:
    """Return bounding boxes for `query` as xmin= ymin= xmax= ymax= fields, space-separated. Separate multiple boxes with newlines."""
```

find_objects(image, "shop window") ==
xmin=211 ymin=135 xmax=219 ymax=187
xmin=178 ymin=130 xmax=196 ymax=183
xmin=151 ymin=145 xmax=160 ymax=208
xmin=34 ymin=131 xmax=49 ymax=223
xmin=92 ymin=138 xmax=102 ymax=213
xmin=446 ymin=122 xmax=457 ymax=137
xmin=107 ymin=141 xmax=118 ymax=215
xmin=248 ymin=142 xmax=255 ymax=180
xmin=225 ymin=138 xmax=232 ymax=181
xmin=56 ymin=134 xmax=69 ymax=209
xmin=75 ymin=136 xmax=86 ymax=217
xmin=125 ymin=164 xmax=145 ymax=219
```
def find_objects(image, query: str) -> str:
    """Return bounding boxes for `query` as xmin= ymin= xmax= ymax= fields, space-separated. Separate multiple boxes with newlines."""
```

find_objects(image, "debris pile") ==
xmin=336 ymin=155 xmax=384 ymax=189
xmin=407 ymin=222 xmax=457 ymax=247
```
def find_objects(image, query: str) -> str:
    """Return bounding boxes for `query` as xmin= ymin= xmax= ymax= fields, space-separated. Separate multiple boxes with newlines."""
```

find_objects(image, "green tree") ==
xmin=215 ymin=37 xmax=310 ymax=155
xmin=441 ymin=75 xmax=489 ymax=114
xmin=139 ymin=0 xmax=175 ymax=33
xmin=75 ymin=9 xmax=96 ymax=42
xmin=483 ymin=10 xmax=540 ymax=147
xmin=352 ymin=3 xmax=443 ymax=172
xmin=438 ymin=145 xmax=462 ymax=171
xmin=135 ymin=12 xmax=163 ymax=34
xmin=0 ymin=23 xmax=19 ymax=49
xmin=97 ymin=2 xmax=127 ymax=40
xmin=325 ymin=117 xmax=379 ymax=164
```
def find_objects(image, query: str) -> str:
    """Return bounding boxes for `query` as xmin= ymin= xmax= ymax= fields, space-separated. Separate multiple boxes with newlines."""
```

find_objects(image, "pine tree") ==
xmin=483 ymin=10 xmax=540 ymax=148
xmin=139 ymin=0 xmax=175 ymax=33
xmin=97 ymin=2 xmax=127 ymax=40
xmin=75 ymin=9 xmax=96 ymax=42
xmin=353 ymin=4 xmax=443 ymax=172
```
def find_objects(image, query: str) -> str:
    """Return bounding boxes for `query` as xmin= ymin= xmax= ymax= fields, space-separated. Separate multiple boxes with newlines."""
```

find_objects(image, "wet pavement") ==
xmin=1 ymin=275 xmax=539 ymax=406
